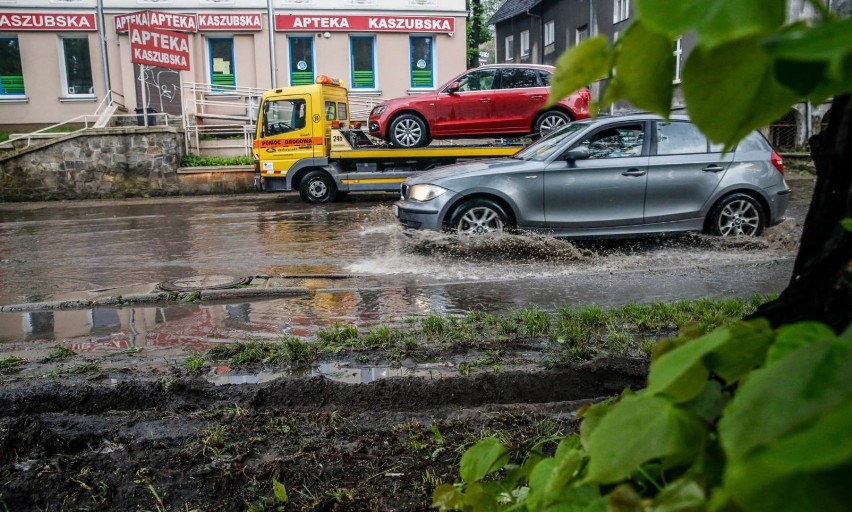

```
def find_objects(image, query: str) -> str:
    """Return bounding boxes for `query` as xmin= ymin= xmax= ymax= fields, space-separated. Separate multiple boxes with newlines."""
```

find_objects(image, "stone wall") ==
xmin=0 ymin=127 xmax=254 ymax=202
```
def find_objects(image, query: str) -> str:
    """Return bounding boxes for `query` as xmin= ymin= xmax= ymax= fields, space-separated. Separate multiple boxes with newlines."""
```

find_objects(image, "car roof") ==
xmin=471 ymin=63 xmax=555 ymax=71
xmin=585 ymin=113 xmax=692 ymax=124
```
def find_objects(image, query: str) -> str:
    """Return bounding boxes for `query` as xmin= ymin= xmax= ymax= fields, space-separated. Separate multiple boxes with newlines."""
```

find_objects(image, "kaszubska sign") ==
xmin=129 ymin=24 xmax=190 ymax=71
xmin=0 ymin=12 xmax=96 ymax=31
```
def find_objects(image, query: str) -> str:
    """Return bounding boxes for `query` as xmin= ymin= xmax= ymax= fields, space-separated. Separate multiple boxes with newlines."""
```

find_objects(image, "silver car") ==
xmin=394 ymin=114 xmax=790 ymax=238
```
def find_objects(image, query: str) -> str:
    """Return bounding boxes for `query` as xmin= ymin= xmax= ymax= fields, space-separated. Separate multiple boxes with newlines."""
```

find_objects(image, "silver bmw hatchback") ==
xmin=394 ymin=114 xmax=790 ymax=238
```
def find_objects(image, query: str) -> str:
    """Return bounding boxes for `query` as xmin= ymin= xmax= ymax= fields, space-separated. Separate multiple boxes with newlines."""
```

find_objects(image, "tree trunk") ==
xmin=751 ymin=94 xmax=852 ymax=332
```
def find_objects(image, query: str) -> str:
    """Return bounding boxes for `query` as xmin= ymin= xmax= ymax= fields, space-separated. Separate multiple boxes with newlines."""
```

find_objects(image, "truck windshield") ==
xmin=263 ymin=98 xmax=307 ymax=136
xmin=514 ymin=121 xmax=591 ymax=161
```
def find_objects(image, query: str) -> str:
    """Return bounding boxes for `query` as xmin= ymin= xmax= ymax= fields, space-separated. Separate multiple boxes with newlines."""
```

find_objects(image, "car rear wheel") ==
xmin=389 ymin=114 xmax=430 ymax=148
xmin=534 ymin=110 xmax=571 ymax=137
xmin=448 ymin=199 xmax=510 ymax=235
xmin=708 ymin=193 xmax=765 ymax=237
xmin=299 ymin=170 xmax=338 ymax=204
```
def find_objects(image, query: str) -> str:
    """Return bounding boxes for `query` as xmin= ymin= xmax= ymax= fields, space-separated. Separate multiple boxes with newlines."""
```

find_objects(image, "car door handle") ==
xmin=531 ymin=95 xmax=544 ymax=100
xmin=621 ymin=168 xmax=646 ymax=177
xmin=525 ymin=175 xmax=538 ymax=179
xmin=480 ymin=98 xmax=491 ymax=102
xmin=702 ymin=164 xmax=725 ymax=172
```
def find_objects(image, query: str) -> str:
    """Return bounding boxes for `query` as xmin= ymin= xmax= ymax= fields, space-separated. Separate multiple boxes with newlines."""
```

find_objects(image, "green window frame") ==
xmin=350 ymin=36 xmax=375 ymax=89
xmin=409 ymin=36 xmax=433 ymax=89
xmin=289 ymin=37 xmax=314 ymax=86
xmin=0 ymin=37 xmax=24 ymax=95
xmin=209 ymin=37 xmax=236 ymax=92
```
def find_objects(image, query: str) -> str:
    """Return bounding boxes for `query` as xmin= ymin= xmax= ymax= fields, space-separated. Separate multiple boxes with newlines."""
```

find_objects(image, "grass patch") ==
xmin=208 ymin=339 xmax=319 ymax=367
xmin=0 ymin=356 xmax=27 ymax=369
xmin=47 ymin=346 xmax=76 ymax=360
xmin=180 ymin=153 xmax=254 ymax=167
xmin=183 ymin=354 xmax=205 ymax=375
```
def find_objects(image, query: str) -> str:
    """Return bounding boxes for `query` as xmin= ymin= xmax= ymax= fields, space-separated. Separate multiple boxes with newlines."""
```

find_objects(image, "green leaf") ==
xmin=704 ymin=318 xmax=774 ymax=384
xmin=579 ymin=397 xmax=618 ymax=450
xmin=682 ymin=36 xmax=800 ymax=149
xmin=460 ymin=437 xmax=510 ymax=484
xmin=680 ymin=380 xmax=727 ymax=424
xmin=585 ymin=395 xmax=706 ymax=483
xmin=719 ymin=339 xmax=852 ymax=463
xmin=528 ymin=444 xmax=586 ymax=510
xmin=604 ymin=21 xmax=674 ymax=115
xmin=432 ymin=483 xmax=463 ymax=511
xmin=721 ymin=401 xmax=852 ymax=512
xmin=636 ymin=0 xmax=786 ymax=48
xmin=766 ymin=321 xmax=836 ymax=364
xmin=648 ymin=478 xmax=706 ymax=512
xmin=646 ymin=327 xmax=731 ymax=402
xmin=549 ymin=36 xmax=611 ymax=108
xmin=272 ymin=478 xmax=288 ymax=504
xmin=462 ymin=482 xmax=500 ymax=512
xmin=842 ymin=218 xmax=852 ymax=232
xmin=764 ymin=18 xmax=852 ymax=61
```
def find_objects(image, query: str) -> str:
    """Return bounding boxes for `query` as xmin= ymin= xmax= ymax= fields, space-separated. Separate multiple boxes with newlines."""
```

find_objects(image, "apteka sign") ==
xmin=116 ymin=10 xmax=197 ymax=33
xmin=275 ymin=14 xmax=455 ymax=33
xmin=129 ymin=24 xmax=191 ymax=71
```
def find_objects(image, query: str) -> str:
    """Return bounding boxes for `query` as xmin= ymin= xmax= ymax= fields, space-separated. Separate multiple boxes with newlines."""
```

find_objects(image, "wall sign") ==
xmin=198 ymin=13 xmax=262 ymax=31
xmin=116 ymin=10 xmax=197 ymax=33
xmin=0 ymin=12 xmax=97 ymax=31
xmin=129 ymin=23 xmax=191 ymax=71
xmin=275 ymin=14 xmax=455 ymax=33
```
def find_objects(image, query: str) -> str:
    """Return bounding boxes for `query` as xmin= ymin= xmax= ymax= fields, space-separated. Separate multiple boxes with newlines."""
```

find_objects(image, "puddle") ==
xmin=208 ymin=362 xmax=454 ymax=386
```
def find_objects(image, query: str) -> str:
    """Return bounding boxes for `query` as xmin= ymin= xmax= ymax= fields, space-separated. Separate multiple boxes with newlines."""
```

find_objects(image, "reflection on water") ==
xmin=209 ymin=362 xmax=452 ymax=386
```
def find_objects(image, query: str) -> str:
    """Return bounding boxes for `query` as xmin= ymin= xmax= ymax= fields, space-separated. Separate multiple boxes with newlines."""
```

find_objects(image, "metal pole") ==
xmin=140 ymin=66 xmax=148 ymax=127
xmin=267 ymin=0 xmax=278 ymax=88
xmin=96 ymin=0 xmax=111 ymax=97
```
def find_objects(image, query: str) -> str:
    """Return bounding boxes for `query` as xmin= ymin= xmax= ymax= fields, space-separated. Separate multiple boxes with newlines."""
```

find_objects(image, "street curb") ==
xmin=0 ymin=287 xmax=312 ymax=312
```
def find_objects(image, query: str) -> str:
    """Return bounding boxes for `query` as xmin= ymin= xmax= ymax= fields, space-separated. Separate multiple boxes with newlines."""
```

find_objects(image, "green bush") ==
xmin=181 ymin=153 xmax=254 ymax=167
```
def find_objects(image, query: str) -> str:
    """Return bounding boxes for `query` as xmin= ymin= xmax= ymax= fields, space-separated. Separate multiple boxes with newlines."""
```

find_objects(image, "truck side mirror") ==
xmin=564 ymin=146 xmax=590 ymax=161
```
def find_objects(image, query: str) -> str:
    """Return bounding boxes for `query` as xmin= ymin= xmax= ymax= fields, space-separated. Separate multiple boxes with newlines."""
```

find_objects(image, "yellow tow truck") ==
xmin=252 ymin=75 xmax=523 ymax=203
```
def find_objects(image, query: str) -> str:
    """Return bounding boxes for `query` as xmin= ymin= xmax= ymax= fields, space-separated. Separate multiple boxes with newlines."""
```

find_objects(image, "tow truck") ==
xmin=252 ymin=75 xmax=523 ymax=203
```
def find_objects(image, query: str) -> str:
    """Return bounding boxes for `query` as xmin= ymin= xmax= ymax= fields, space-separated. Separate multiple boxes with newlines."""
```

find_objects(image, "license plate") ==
xmin=393 ymin=204 xmax=399 ymax=217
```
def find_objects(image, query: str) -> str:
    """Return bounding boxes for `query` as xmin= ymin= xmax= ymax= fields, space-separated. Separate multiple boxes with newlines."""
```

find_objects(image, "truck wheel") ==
xmin=389 ymin=114 xmax=430 ymax=148
xmin=300 ymin=170 xmax=338 ymax=204
xmin=448 ymin=199 xmax=510 ymax=235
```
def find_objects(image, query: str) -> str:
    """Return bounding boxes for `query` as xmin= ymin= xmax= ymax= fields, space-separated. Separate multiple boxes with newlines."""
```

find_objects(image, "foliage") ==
xmin=180 ymin=153 xmax=253 ymax=168
xmin=435 ymin=319 xmax=852 ymax=511
xmin=466 ymin=0 xmax=491 ymax=68
xmin=549 ymin=0 xmax=852 ymax=148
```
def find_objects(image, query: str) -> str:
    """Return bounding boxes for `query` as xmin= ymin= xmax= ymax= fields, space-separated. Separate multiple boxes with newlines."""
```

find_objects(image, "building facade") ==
xmin=0 ymin=0 xmax=469 ymax=129
xmin=488 ymin=0 xmax=839 ymax=150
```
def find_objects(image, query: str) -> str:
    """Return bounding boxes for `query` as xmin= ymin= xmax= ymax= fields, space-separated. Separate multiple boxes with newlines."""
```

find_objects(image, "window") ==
xmin=452 ymin=68 xmax=497 ymax=92
xmin=60 ymin=36 xmax=93 ymax=96
xmin=0 ymin=37 xmax=24 ymax=95
xmin=544 ymin=20 xmax=555 ymax=46
xmin=409 ymin=36 xmax=433 ymax=88
xmin=350 ymin=36 xmax=375 ymax=89
xmin=576 ymin=24 xmax=589 ymax=44
xmin=209 ymin=38 xmax=236 ymax=91
xmin=498 ymin=67 xmax=540 ymax=89
xmin=614 ymin=0 xmax=630 ymax=23
xmin=289 ymin=37 xmax=314 ymax=85
xmin=263 ymin=98 xmax=306 ymax=136
xmin=656 ymin=122 xmax=709 ymax=155
xmin=505 ymin=35 xmax=514 ymax=61
xmin=673 ymin=37 xmax=683 ymax=84
xmin=581 ymin=123 xmax=645 ymax=158
xmin=520 ymin=30 xmax=530 ymax=57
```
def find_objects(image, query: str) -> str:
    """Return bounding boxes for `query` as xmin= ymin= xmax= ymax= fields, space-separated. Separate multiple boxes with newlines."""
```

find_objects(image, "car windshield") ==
xmin=514 ymin=121 xmax=591 ymax=161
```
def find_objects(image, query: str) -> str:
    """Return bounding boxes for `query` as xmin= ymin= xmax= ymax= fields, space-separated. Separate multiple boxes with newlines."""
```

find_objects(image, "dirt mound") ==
xmin=0 ymin=358 xmax=646 ymax=511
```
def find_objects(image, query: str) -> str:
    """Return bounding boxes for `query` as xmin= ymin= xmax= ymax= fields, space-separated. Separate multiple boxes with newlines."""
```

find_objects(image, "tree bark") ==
xmin=751 ymin=94 xmax=852 ymax=332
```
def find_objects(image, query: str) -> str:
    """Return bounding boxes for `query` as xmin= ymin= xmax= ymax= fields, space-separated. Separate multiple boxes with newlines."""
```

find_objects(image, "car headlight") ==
xmin=408 ymin=184 xmax=447 ymax=202
xmin=371 ymin=105 xmax=387 ymax=116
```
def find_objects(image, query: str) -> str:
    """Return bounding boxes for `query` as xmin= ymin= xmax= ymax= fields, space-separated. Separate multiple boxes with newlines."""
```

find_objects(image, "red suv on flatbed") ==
xmin=368 ymin=64 xmax=591 ymax=148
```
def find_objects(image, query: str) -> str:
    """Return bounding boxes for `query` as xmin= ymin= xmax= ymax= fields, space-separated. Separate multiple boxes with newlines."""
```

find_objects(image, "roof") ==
xmin=488 ymin=0 xmax=544 ymax=25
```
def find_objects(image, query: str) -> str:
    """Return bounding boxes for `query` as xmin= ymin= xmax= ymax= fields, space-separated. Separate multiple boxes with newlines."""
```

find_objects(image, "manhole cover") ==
xmin=158 ymin=275 xmax=250 ymax=292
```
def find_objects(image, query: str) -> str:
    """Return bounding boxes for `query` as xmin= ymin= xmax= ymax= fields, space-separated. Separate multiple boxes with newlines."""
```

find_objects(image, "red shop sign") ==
xmin=198 ymin=13 xmax=262 ymax=31
xmin=275 ymin=14 xmax=455 ymax=33
xmin=0 ymin=12 xmax=97 ymax=31
xmin=116 ymin=10 xmax=197 ymax=33
xmin=129 ymin=23 xmax=191 ymax=71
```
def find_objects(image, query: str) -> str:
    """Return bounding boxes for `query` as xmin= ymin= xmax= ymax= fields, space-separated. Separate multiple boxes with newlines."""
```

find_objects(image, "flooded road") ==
xmin=0 ymin=181 xmax=813 ymax=353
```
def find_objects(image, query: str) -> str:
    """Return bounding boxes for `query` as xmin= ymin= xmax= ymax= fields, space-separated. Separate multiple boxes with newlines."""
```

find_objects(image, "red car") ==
xmin=368 ymin=64 xmax=591 ymax=148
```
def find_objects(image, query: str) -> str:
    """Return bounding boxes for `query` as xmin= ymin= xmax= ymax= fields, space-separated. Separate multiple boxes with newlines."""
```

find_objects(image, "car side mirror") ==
xmin=447 ymin=81 xmax=461 ymax=93
xmin=564 ymin=146 xmax=590 ymax=161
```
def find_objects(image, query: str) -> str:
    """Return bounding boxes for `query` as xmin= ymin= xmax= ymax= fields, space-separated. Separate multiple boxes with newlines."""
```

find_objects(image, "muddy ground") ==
xmin=0 ymin=353 xmax=646 ymax=511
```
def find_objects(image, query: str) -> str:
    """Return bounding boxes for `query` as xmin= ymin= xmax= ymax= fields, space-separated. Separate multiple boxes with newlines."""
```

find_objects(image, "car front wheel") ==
xmin=448 ymin=199 xmax=510 ymax=235
xmin=299 ymin=170 xmax=338 ymax=204
xmin=389 ymin=114 xmax=430 ymax=148
xmin=534 ymin=111 xmax=571 ymax=137
xmin=708 ymin=193 xmax=765 ymax=237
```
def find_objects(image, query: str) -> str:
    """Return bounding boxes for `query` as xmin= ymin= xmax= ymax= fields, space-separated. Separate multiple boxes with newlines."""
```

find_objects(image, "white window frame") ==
xmin=505 ymin=35 xmax=514 ymax=61
xmin=614 ymin=0 xmax=630 ymax=24
xmin=520 ymin=30 xmax=530 ymax=57
xmin=576 ymin=24 xmax=589 ymax=45
xmin=544 ymin=20 xmax=555 ymax=46
xmin=673 ymin=37 xmax=683 ymax=84
xmin=58 ymin=35 xmax=95 ymax=98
